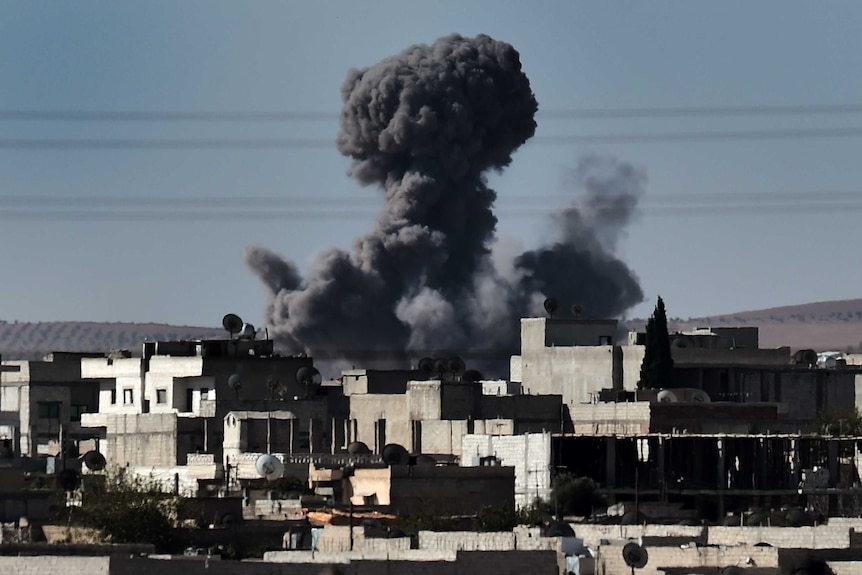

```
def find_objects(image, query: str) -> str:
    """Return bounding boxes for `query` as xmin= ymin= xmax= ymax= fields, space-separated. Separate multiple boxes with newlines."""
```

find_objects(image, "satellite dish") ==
xmin=417 ymin=357 xmax=435 ymax=377
xmin=543 ymin=297 xmax=559 ymax=316
xmin=415 ymin=454 xmax=437 ymax=466
xmin=657 ymin=390 xmax=679 ymax=403
xmin=544 ymin=521 xmax=575 ymax=538
xmin=57 ymin=469 xmax=80 ymax=491
xmin=222 ymin=313 xmax=243 ymax=335
xmin=295 ymin=366 xmax=322 ymax=398
xmin=571 ymin=303 xmax=584 ymax=317
xmin=672 ymin=336 xmax=692 ymax=349
xmin=794 ymin=349 xmax=818 ymax=366
xmin=622 ymin=542 xmax=649 ymax=569
xmin=720 ymin=567 xmax=742 ymax=575
xmin=238 ymin=323 xmax=256 ymax=340
xmin=447 ymin=357 xmax=466 ymax=375
xmin=462 ymin=369 xmax=483 ymax=383
xmin=381 ymin=443 xmax=410 ymax=466
xmin=434 ymin=358 xmax=449 ymax=374
xmin=690 ymin=389 xmax=711 ymax=403
xmin=220 ymin=512 xmax=240 ymax=527
xmin=255 ymin=454 xmax=284 ymax=481
xmin=346 ymin=441 xmax=371 ymax=455
xmin=746 ymin=512 xmax=766 ymax=527
xmin=81 ymin=450 xmax=106 ymax=472
xmin=388 ymin=529 xmax=408 ymax=539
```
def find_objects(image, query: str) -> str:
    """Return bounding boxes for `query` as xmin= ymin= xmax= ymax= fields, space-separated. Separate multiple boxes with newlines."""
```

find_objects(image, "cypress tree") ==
xmin=638 ymin=296 xmax=674 ymax=389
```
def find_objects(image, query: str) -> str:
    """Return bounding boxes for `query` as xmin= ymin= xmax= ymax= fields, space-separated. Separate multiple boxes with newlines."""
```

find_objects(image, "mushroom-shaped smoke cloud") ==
xmin=245 ymin=34 xmax=644 ymax=374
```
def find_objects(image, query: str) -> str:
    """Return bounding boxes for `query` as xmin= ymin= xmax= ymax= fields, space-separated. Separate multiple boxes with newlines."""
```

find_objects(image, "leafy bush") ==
xmin=69 ymin=467 xmax=180 ymax=548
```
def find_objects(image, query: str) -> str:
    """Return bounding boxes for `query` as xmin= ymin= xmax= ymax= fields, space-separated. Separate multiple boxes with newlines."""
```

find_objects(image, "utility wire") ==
xmin=5 ymin=104 xmax=862 ymax=122
xmin=4 ymin=126 xmax=862 ymax=150
xmin=0 ymin=190 xmax=860 ymax=207
xmin=1 ymin=203 xmax=860 ymax=221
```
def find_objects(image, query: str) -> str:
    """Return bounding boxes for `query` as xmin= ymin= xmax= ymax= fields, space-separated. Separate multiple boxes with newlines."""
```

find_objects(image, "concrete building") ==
xmin=514 ymin=319 xmax=862 ymax=432
xmin=0 ymin=353 xmax=102 ymax=458
xmin=80 ymin=337 xmax=324 ymax=469
xmin=461 ymin=432 xmax=552 ymax=508
xmin=343 ymin=368 xmax=562 ymax=457
xmin=343 ymin=464 xmax=516 ymax=515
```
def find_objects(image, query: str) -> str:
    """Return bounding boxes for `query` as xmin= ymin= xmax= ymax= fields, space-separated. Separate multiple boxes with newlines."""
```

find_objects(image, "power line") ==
xmin=4 ymin=126 xmax=862 ymax=150
xmin=5 ymin=104 xmax=862 ymax=122
xmin=0 ymin=190 xmax=859 ymax=207
xmin=0 ymin=203 xmax=860 ymax=222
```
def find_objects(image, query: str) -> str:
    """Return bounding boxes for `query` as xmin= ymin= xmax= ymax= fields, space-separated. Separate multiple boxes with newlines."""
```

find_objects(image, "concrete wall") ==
xmin=708 ymin=525 xmax=851 ymax=549
xmin=570 ymin=402 xmax=651 ymax=436
xmin=597 ymin=543 xmax=779 ymax=575
xmin=521 ymin=318 xmax=618 ymax=350
xmin=98 ymin=413 xmax=180 ymax=467
xmin=419 ymin=419 xmax=467 ymax=456
xmin=349 ymin=394 xmax=408 ymax=453
xmin=264 ymin=549 xmax=559 ymax=575
xmin=520 ymin=346 xmax=617 ymax=408
xmin=389 ymin=465 xmax=515 ymax=515
xmin=461 ymin=432 xmax=552 ymax=508
xmin=0 ymin=556 xmax=110 ymax=575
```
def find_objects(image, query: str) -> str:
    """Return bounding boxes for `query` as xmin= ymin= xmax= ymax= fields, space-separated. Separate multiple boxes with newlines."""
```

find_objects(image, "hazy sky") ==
xmin=2 ymin=1 xmax=862 ymax=327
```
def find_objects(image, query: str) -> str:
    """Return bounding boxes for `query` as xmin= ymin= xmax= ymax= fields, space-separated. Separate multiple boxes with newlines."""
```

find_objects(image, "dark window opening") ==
xmin=37 ymin=402 xmax=60 ymax=419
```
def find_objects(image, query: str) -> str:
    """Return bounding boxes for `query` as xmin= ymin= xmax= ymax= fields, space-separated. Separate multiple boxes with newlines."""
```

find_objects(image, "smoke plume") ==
xmin=244 ymin=34 xmax=644 ymax=374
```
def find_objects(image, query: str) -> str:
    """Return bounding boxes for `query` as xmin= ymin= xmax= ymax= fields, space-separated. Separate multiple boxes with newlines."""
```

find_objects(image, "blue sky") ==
xmin=1 ymin=1 xmax=861 ymax=326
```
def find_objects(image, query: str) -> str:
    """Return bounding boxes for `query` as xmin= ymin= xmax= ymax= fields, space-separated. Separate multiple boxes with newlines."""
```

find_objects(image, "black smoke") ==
xmin=245 ymin=34 xmax=644 ymax=375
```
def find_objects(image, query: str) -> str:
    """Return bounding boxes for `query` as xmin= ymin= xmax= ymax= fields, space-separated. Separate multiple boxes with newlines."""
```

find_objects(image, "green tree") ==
xmin=810 ymin=406 xmax=862 ymax=436
xmin=70 ymin=467 xmax=180 ymax=548
xmin=638 ymin=296 xmax=674 ymax=390
xmin=552 ymin=475 xmax=605 ymax=518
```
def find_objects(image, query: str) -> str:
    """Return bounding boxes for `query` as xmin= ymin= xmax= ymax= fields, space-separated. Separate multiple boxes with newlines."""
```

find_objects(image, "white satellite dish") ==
xmin=255 ymin=454 xmax=284 ymax=481
xmin=657 ymin=390 xmax=679 ymax=403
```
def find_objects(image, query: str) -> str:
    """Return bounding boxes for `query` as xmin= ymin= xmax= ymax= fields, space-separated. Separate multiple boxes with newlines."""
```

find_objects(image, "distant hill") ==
xmin=2 ymin=299 xmax=862 ymax=361
xmin=626 ymin=298 xmax=862 ymax=352
xmin=0 ymin=321 xmax=226 ymax=360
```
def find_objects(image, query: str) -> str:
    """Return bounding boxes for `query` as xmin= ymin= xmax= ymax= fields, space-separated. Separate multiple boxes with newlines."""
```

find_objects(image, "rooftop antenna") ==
xmin=222 ymin=313 xmax=243 ymax=339
xmin=571 ymin=303 xmax=584 ymax=318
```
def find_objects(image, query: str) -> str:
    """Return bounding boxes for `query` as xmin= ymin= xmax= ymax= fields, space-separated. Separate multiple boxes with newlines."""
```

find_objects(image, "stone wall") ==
xmin=0 ymin=556 xmax=110 ymax=575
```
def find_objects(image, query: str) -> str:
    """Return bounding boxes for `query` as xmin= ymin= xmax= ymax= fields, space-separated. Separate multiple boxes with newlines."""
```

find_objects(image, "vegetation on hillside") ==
xmin=0 ymin=321 xmax=224 ymax=360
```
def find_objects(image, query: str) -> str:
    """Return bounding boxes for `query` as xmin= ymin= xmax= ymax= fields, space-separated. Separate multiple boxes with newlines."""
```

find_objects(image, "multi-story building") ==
xmin=0 ymin=352 xmax=102 ymax=458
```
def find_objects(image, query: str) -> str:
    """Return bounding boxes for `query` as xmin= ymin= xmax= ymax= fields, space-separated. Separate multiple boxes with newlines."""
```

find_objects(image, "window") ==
xmin=200 ymin=388 xmax=210 ymax=400
xmin=375 ymin=418 xmax=387 ymax=453
xmin=110 ymin=389 xmax=117 ymax=405
xmin=71 ymin=404 xmax=89 ymax=422
xmin=37 ymin=402 xmax=60 ymax=419
xmin=156 ymin=389 xmax=167 ymax=404
xmin=123 ymin=389 xmax=134 ymax=405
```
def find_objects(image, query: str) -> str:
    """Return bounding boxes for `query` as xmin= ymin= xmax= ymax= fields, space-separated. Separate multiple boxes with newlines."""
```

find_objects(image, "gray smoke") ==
xmin=245 ymin=34 xmax=645 ymax=375
xmin=513 ymin=155 xmax=645 ymax=320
